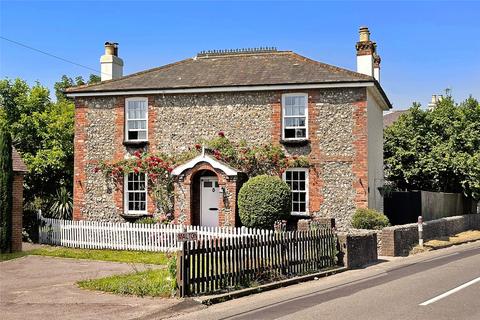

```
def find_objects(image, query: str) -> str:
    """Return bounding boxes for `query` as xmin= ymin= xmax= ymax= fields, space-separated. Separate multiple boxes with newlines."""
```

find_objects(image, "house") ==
xmin=383 ymin=110 xmax=408 ymax=128
xmin=66 ymin=26 xmax=391 ymax=229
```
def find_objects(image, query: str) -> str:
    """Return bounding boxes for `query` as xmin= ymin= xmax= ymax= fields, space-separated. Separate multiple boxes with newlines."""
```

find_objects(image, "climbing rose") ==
xmin=218 ymin=131 xmax=225 ymax=138
xmin=195 ymin=144 xmax=201 ymax=150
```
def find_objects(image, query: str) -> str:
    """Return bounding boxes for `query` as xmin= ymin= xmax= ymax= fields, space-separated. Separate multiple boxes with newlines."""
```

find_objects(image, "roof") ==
xmin=12 ymin=147 xmax=28 ymax=173
xmin=66 ymin=49 xmax=374 ymax=93
xmin=384 ymin=110 xmax=408 ymax=128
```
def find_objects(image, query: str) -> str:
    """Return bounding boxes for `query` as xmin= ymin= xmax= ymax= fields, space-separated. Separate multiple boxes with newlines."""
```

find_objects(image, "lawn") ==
xmin=0 ymin=246 xmax=169 ymax=265
xmin=0 ymin=251 xmax=31 ymax=262
xmin=78 ymin=268 xmax=175 ymax=297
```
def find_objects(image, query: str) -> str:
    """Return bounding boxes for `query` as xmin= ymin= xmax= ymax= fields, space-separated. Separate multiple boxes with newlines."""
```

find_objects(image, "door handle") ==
xmin=209 ymin=207 xmax=218 ymax=211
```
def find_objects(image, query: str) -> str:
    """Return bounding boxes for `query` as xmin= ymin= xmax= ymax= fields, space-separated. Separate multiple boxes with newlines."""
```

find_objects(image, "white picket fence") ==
xmin=38 ymin=214 xmax=273 ymax=252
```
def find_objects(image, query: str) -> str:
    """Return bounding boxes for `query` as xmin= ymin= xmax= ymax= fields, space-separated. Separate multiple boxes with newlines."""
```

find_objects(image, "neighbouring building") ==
xmin=383 ymin=110 xmax=408 ymax=128
xmin=66 ymin=26 xmax=391 ymax=229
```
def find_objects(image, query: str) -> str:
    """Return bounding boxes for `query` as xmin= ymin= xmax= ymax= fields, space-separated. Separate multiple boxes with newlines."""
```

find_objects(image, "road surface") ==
xmin=173 ymin=241 xmax=480 ymax=320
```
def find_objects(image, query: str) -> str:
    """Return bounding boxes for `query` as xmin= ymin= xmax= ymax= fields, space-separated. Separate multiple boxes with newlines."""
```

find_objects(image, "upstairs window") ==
xmin=283 ymin=168 xmax=309 ymax=215
xmin=125 ymin=97 xmax=148 ymax=141
xmin=124 ymin=172 xmax=147 ymax=214
xmin=282 ymin=93 xmax=308 ymax=140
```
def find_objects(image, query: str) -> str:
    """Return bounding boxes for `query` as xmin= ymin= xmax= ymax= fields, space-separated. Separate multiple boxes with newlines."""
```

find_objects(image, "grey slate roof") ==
xmin=383 ymin=110 xmax=408 ymax=128
xmin=66 ymin=50 xmax=375 ymax=93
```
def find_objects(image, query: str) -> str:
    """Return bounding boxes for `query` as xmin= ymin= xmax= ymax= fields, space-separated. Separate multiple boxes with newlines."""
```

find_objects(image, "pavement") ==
xmin=172 ymin=241 xmax=480 ymax=320
xmin=0 ymin=255 xmax=199 ymax=320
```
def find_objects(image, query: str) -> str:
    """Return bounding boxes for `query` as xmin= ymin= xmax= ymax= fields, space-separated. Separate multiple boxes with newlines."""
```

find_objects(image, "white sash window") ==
xmin=125 ymin=97 xmax=148 ymax=141
xmin=124 ymin=172 xmax=147 ymax=214
xmin=283 ymin=168 xmax=309 ymax=215
xmin=282 ymin=93 xmax=308 ymax=140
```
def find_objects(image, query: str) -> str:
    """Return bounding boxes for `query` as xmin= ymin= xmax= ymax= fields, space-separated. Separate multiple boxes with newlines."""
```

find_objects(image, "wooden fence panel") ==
xmin=179 ymin=229 xmax=337 ymax=297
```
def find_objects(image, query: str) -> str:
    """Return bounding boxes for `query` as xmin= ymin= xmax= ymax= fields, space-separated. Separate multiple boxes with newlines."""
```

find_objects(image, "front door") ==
xmin=200 ymin=177 xmax=220 ymax=227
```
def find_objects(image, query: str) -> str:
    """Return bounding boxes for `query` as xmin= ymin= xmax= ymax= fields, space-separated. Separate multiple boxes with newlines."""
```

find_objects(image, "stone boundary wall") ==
xmin=381 ymin=214 xmax=480 ymax=256
xmin=337 ymin=231 xmax=378 ymax=269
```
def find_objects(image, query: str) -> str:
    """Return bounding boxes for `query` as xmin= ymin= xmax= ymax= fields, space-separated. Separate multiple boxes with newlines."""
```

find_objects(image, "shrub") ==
xmin=135 ymin=217 xmax=158 ymax=224
xmin=238 ymin=175 xmax=291 ymax=229
xmin=351 ymin=208 xmax=390 ymax=230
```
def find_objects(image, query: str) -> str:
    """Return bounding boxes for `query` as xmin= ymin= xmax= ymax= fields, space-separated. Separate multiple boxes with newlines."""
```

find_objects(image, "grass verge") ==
xmin=0 ymin=251 xmax=30 ymax=262
xmin=1 ymin=246 xmax=169 ymax=265
xmin=410 ymin=230 xmax=480 ymax=255
xmin=77 ymin=268 xmax=175 ymax=297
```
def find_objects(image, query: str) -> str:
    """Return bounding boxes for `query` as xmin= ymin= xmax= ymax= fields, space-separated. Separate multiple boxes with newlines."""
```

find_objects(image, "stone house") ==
xmin=66 ymin=26 xmax=391 ymax=229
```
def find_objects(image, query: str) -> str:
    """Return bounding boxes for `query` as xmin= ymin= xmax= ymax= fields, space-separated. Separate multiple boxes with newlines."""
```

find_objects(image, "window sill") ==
xmin=280 ymin=139 xmax=310 ymax=146
xmin=123 ymin=140 xmax=149 ymax=147
xmin=121 ymin=212 xmax=149 ymax=218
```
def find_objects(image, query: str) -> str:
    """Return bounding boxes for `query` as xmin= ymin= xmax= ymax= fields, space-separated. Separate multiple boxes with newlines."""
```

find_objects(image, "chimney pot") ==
xmin=104 ymin=42 xmax=118 ymax=56
xmin=359 ymin=26 xmax=370 ymax=42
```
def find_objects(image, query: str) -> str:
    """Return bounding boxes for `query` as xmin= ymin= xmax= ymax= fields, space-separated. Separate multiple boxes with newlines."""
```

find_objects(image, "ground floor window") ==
xmin=124 ymin=172 xmax=147 ymax=214
xmin=283 ymin=168 xmax=308 ymax=215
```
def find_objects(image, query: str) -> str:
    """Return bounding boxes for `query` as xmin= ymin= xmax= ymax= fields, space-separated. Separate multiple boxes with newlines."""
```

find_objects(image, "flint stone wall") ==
xmin=75 ymin=88 xmax=367 ymax=228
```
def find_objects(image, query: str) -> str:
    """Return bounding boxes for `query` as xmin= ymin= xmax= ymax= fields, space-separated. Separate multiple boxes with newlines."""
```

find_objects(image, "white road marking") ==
xmin=419 ymin=276 xmax=480 ymax=306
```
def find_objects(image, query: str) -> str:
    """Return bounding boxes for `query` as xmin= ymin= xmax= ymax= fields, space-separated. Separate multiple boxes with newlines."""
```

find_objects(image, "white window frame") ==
xmin=283 ymin=167 xmax=309 ymax=216
xmin=125 ymin=97 xmax=148 ymax=142
xmin=124 ymin=172 xmax=148 ymax=215
xmin=281 ymin=93 xmax=308 ymax=141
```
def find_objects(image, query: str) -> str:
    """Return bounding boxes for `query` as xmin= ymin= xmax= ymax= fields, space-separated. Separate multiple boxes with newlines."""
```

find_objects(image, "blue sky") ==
xmin=1 ymin=1 xmax=479 ymax=109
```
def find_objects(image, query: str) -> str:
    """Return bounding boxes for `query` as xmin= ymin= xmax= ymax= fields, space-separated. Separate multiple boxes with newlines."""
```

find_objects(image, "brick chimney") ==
xmin=100 ymin=42 xmax=123 ymax=81
xmin=356 ymin=27 xmax=381 ymax=81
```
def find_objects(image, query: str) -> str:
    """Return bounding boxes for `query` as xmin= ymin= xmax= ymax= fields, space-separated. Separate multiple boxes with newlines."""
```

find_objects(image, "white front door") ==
xmin=200 ymin=177 xmax=220 ymax=227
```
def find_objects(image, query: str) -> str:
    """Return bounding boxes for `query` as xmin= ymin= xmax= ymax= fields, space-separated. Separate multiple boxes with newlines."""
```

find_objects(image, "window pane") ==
xmin=293 ymin=203 xmax=299 ymax=212
xmin=299 ymin=171 xmax=306 ymax=180
xmin=296 ymin=129 xmax=306 ymax=138
xmin=299 ymin=203 xmax=306 ymax=212
xmin=128 ymin=131 xmax=138 ymax=140
xmin=300 ymin=181 xmax=306 ymax=190
xmin=284 ymin=129 xmax=296 ymax=139
xmin=138 ymin=131 xmax=147 ymax=140
xmin=293 ymin=193 xmax=299 ymax=201
xmin=286 ymin=171 xmax=291 ymax=180
xmin=300 ymin=193 xmax=306 ymax=202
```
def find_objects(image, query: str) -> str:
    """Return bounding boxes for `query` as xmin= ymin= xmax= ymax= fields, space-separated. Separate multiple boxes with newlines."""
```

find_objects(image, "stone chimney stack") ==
xmin=428 ymin=94 xmax=443 ymax=110
xmin=100 ymin=42 xmax=123 ymax=81
xmin=356 ymin=26 xmax=381 ymax=81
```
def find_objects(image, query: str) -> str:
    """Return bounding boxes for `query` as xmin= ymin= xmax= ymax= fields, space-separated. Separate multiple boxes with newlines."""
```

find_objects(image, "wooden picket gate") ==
xmin=177 ymin=228 xmax=337 ymax=297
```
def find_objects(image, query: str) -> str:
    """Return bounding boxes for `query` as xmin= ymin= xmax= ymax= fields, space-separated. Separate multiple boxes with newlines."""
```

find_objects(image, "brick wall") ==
xmin=337 ymin=231 xmax=378 ymax=269
xmin=381 ymin=214 xmax=480 ymax=256
xmin=11 ymin=173 xmax=24 ymax=252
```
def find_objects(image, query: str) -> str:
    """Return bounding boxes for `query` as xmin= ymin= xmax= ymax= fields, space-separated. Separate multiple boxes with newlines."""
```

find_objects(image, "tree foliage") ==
xmin=0 ymin=126 xmax=13 ymax=253
xmin=0 ymin=74 xmax=98 ymax=216
xmin=384 ymin=96 xmax=480 ymax=200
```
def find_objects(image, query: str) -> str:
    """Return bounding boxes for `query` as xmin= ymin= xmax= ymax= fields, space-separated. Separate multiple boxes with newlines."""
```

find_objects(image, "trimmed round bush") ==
xmin=351 ymin=208 xmax=390 ymax=230
xmin=238 ymin=175 xmax=291 ymax=229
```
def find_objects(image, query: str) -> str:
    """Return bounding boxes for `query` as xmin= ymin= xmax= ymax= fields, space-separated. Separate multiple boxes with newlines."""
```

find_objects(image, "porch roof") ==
xmin=171 ymin=154 xmax=240 ymax=177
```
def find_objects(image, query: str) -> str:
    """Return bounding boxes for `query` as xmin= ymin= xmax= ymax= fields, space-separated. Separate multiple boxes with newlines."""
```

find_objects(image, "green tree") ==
xmin=0 ymin=126 xmax=13 ymax=253
xmin=0 ymin=77 xmax=76 ymax=213
xmin=384 ymin=95 xmax=480 ymax=200
xmin=54 ymin=74 xmax=100 ymax=101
